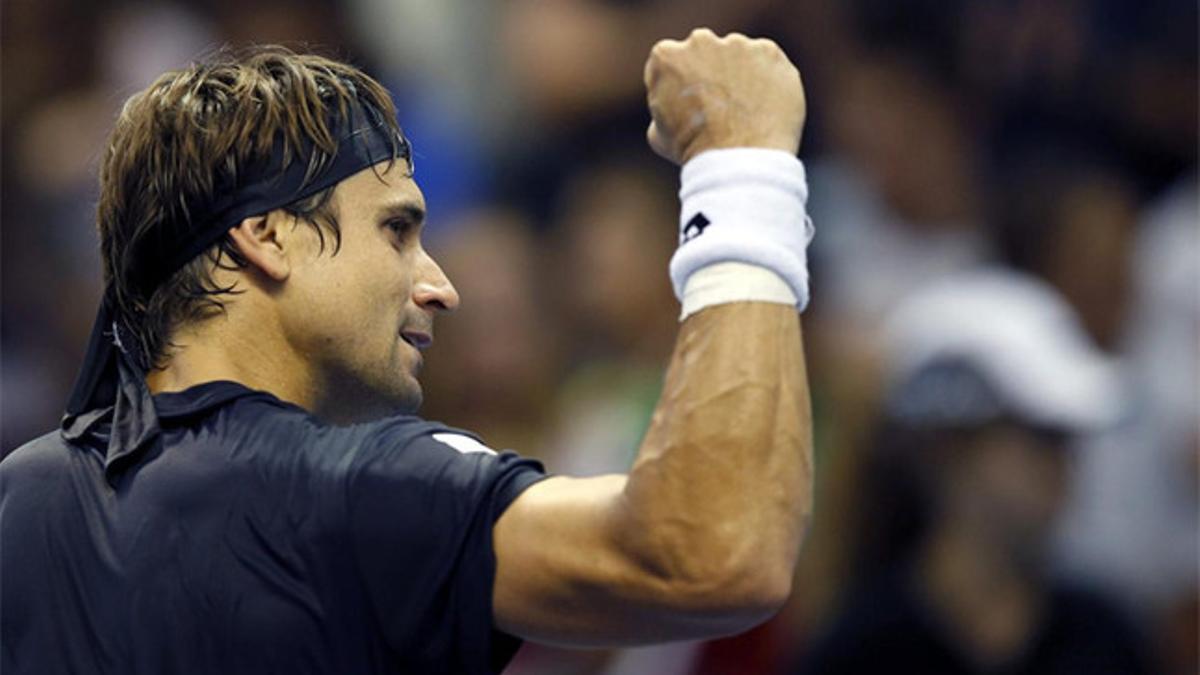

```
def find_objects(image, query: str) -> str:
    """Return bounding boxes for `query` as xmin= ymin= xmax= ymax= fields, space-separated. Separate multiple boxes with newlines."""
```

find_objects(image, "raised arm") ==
xmin=493 ymin=28 xmax=813 ymax=647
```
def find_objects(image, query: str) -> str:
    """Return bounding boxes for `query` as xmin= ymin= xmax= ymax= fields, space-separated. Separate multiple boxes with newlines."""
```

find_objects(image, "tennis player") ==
xmin=1 ymin=28 xmax=814 ymax=674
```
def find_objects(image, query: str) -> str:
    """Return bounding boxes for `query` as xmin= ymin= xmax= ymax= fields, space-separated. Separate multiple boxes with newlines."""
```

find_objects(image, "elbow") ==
xmin=658 ymin=548 xmax=797 ymax=636
xmin=627 ymin=512 xmax=811 ymax=638
xmin=674 ymin=509 xmax=812 ymax=633
xmin=692 ymin=509 xmax=810 ymax=627
xmin=715 ymin=558 xmax=795 ymax=623
xmin=752 ymin=564 xmax=796 ymax=615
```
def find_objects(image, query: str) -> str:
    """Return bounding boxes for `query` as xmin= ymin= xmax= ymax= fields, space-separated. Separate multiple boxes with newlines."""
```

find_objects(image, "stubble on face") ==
xmin=282 ymin=162 xmax=436 ymax=423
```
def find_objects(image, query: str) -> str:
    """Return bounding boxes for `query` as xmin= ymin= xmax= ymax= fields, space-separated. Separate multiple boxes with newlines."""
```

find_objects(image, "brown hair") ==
xmin=97 ymin=46 xmax=404 ymax=370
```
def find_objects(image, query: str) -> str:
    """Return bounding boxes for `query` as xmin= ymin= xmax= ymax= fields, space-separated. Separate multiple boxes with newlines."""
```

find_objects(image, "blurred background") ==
xmin=1 ymin=0 xmax=1196 ymax=673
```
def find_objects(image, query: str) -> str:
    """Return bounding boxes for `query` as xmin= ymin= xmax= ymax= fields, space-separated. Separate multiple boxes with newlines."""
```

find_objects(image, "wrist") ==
xmin=668 ymin=147 xmax=815 ymax=317
xmin=682 ymin=136 xmax=800 ymax=164
xmin=680 ymin=262 xmax=796 ymax=320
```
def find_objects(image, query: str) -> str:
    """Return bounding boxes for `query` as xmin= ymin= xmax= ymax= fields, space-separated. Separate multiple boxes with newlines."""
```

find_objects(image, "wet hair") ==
xmin=96 ymin=46 xmax=404 ymax=370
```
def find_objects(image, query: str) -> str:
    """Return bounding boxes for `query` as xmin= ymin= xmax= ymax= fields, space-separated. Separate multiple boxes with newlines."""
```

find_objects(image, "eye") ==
xmin=380 ymin=205 xmax=427 ymax=245
xmin=384 ymin=217 xmax=418 ymax=240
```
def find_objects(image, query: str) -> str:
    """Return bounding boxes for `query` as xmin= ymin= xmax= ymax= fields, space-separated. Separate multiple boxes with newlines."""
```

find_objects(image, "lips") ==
xmin=400 ymin=330 xmax=432 ymax=351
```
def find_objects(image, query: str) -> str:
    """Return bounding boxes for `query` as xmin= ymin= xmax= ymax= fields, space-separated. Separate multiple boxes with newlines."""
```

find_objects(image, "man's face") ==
xmin=279 ymin=161 xmax=459 ymax=422
xmin=944 ymin=424 xmax=1070 ymax=566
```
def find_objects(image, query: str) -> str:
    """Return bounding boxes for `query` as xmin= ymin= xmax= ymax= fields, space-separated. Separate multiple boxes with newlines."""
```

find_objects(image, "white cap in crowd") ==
xmin=882 ymin=267 xmax=1123 ymax=434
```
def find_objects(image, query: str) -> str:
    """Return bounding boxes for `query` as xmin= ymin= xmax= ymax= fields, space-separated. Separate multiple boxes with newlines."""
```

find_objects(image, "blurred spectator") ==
xmin=419 ymin=208 xmax=563 ymax=457
xmin=507 ymin=155 xmax=687 ymax=675
xmin=990 ymin=150 xmax=1138 ymax=350
xmin=808 ymin=50 xmax=988 ymax=332
xmin=346 ymin=0 xmax=496 ymax=228
xmin=796 ymin=269 xmax=1157 ymax=675
xmin=991 ymin=151 xmax=1198 ymax=674
xmin=541 ymin=154 xmax=677 ymax=475
xmin=1054 ymin=174 xmax=1199 ymax=675
xmin=498 ymin=0 xmax=774 ymax=128
xmin=1 ymin=2 xmax=1196 ymax=673
xmin=2 ymin=1 xmax=218 ymax=451
xmin=791 ymin=47 xmax=991 ymax=643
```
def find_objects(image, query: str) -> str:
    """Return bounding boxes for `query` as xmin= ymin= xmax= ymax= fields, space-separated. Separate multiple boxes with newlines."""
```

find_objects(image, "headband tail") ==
xmin=64 ymin=290 xmax=119 ymax=418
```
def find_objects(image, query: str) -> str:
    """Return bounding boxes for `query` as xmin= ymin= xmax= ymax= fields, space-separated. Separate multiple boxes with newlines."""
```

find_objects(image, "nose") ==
xmin=412 ymin=248 xmax=460 ymax=312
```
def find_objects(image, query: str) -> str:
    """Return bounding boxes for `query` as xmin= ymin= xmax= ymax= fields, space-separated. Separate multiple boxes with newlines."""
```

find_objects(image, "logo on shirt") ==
xmin=682 ymin=212 xmax=711 ymax=243
xmin=432 ymin=433 xmax=497 ymax=455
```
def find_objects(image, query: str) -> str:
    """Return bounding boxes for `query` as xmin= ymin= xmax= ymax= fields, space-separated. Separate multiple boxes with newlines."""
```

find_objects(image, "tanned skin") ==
xmin=147 ymin=28 xmax=813 ymax=649
xmin=492 ymin=29 xmax=813 ymax=646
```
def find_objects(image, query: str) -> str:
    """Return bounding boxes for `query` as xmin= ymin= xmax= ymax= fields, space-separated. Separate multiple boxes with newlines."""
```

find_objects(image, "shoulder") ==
xmin=333 ymin=415 xmax=494 ymax=470
xmin=345 ymin=417 xmax=546 ymax=501
xmin=336 ymin=417 xmax=548 ymax=545
xmin=175 ymin=394 xmax=545 ymax=517
xmin=1047 ymin=580 xmax=1148 ymax=640
xmin=206 ymin=394 xmax=445 ymax=469
xmin=1040 ymin=581 xmax=1157 ymax=673
xmin=828 ymin=570 xmax=918 ymax=632
xmin=0 ymin=431 xmax=98 ymax=527
xmin=0 ymin=430 xmax=79 ymax=481
xmin=800 ymin=571 xmax=926 ymax=670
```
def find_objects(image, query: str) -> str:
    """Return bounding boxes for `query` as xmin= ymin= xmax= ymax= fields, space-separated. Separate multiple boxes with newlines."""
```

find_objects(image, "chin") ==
xmin=318 ymin=373 xmax=423 ymax=424
xmin=393 ymin=386 xmax=423 ymax=415
xmin=360 ymin=377 xmax=422 ymax=418
xmin=382 ymin=372 xmax=425 ymax=415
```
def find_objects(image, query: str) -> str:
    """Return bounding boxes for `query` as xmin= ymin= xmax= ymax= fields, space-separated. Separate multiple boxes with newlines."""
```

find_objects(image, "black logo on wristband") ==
xmin=683 ymin=212 xmax=711 ymax=243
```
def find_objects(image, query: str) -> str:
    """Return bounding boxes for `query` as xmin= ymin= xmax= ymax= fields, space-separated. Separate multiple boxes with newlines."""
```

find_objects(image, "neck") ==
xmin=145 ymin=311 xmax=320 ymax=412
xmin=916 ymin=518 xmax=1045 ymax=668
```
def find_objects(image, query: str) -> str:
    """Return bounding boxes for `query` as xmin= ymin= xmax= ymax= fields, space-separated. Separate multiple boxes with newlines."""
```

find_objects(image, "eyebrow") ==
xmin=376 ymin=201 xmax=426 ymax=227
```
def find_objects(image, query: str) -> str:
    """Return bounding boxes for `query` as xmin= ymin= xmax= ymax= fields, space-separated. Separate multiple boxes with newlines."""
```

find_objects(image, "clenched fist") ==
xmin=644 ymin=28 xmax=805 ymax=165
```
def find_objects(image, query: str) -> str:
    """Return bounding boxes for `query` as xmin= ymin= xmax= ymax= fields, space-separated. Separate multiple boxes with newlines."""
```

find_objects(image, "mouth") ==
xmin=400 ymin=330 xmax=433 ymax=351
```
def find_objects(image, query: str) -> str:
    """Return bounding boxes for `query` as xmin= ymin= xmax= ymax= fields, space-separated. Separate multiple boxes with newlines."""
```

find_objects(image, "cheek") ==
xmin=973 ymin=445 xmax=1067 ymax=524
xmin=288 ymin=253 xmax=393 ymax=341
xmin=347 ymin=250 xmax=419 ymax=343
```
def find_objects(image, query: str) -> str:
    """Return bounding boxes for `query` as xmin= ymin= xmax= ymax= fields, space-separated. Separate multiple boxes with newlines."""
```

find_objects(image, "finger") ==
xmin=643 ymin=53 xmax=657 ymax=91
xmin=646 ymin=121 xmax=674 ymax=163
xmin=651 ymin=38 xmax=683 ymax=57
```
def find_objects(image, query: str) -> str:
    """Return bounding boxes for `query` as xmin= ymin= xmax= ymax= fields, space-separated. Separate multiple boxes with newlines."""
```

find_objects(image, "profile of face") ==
xmin=937 ymin=423 xmax=1071 ymax=565
xmin=555 ymin=161 xmax=677 ymax=357
xmin=272 ymin=161 xmax=460 ymax=422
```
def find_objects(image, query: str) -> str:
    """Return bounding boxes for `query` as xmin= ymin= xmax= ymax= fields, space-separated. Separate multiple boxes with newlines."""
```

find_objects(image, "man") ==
xmin=798 ymin=269 xmax=1155 ymax=675
xmin=1 ymin=29 xmax=815 ymax=674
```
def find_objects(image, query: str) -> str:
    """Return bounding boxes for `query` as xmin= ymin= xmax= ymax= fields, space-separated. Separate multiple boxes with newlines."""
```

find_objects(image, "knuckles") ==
xmin=653 ymin=30 xmax=787 ymax=66
xmin=643 ymin=28 xmax=806 ymax=162
xmin=650 ymin=38 xmax=682 ymax=58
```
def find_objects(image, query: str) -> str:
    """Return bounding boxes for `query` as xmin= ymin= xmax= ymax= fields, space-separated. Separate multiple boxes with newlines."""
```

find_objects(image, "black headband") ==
xmin=64 ymin=96 xmax=410 ymax=421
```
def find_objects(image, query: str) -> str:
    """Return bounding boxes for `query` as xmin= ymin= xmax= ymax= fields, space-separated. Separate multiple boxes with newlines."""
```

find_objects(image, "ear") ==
xmin=227 ymin=212 xmax=292 ymax=282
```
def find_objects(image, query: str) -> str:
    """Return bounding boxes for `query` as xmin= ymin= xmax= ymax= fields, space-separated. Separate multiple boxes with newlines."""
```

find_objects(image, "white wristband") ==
xmin=669 ymin=148 xmax=815 ymax=316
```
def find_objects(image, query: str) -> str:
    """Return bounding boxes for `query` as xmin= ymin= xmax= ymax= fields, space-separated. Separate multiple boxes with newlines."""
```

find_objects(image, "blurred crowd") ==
xmin=1 ymin=0 xmax=1196 ymax=673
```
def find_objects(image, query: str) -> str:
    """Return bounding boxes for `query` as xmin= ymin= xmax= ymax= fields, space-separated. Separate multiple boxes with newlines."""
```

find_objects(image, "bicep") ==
xmin=493 ymin=474 xmax=713 ymax=647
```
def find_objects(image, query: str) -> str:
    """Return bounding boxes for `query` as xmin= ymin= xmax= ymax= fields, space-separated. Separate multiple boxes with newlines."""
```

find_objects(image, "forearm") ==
xmin=492 ymin=29 xmax=815 ymax=646
xmin=617 ymin=300 xmax=812 ymax=614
